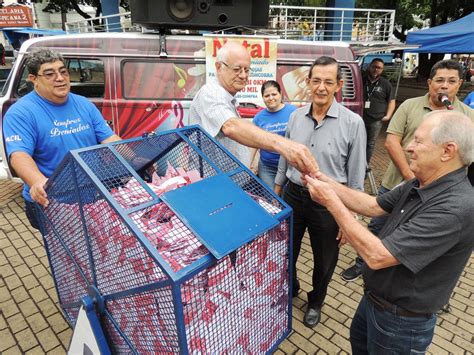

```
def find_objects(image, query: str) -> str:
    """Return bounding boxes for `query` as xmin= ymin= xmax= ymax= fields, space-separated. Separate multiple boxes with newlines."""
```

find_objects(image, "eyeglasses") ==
xmin=309 ymin=78 xmax=336 ymax=87
xmin=432 ymin=78 xmax=460 ymax=85
xmin=220 ymin=61 xmax=251 ymax=75
xmin=37 ymin=68 xmax=70 ymax=81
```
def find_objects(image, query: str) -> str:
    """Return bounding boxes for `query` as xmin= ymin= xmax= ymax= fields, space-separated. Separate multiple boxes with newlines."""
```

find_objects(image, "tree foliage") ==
xmin=270 ymin=0 xmax=326 ymax=5
xmin=356 ymin=0 xmax=474 ymax=41
xmin=33 ymin=0 xmax=130 ymax=19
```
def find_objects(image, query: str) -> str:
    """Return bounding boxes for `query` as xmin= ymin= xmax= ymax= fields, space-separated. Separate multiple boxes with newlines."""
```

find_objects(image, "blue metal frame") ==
xmin=75 ymin=296 xmax=112 ymax=354
xmin=39 ymin=125 xmax=294 ymax=353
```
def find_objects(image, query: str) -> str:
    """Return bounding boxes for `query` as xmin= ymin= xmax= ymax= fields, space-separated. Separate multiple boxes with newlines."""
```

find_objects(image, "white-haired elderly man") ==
xmin=188 ymin=41 xmax=317 ymax=176
xmin=304 ymin=110 xmax=474 ymax=354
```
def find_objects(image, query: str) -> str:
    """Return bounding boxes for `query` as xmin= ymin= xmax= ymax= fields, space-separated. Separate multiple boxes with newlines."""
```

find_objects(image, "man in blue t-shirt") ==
xmin=3 ymin=48 xmax=120 ymax=229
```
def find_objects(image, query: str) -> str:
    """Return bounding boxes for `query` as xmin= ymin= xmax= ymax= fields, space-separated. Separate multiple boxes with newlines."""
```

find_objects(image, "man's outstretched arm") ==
xmin=222 ymin=118 xmax=318 ymax=176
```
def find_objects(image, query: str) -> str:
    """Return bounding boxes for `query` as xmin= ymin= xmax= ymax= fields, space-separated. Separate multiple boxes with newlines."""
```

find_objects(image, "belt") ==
xmin=366 ymin=291 xmax=432 ymax=318
xmin=289 ymin=180 xmax=346 ymax=191
xmin=288 ymin=181 xmax=309 ymax=192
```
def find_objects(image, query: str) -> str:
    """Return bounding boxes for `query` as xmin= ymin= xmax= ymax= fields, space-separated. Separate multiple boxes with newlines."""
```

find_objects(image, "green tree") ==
xmin=33 ymin=0 xmax=129 ymax=19
xmin=356 ymin=0 xmax=473 ymax=79
xmin=270 ymin=0 xmax=326 ymax=6
xmin=356 ymin=0 xmax=473 ymax=41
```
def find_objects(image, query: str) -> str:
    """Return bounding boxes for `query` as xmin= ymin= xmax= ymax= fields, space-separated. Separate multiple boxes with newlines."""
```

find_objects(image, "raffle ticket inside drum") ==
xmin=38 ymin=126 xmax=293 ymax=354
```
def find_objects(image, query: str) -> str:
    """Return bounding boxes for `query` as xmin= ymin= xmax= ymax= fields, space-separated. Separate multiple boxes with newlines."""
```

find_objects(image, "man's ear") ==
xmin=440 ymin=142 xmax=458 ymax=162
xmin=335 ymin=79 xmax=344 ymax=93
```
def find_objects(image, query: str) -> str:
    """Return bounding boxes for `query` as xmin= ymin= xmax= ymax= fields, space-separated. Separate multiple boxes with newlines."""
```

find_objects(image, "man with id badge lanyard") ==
xmin=362 ymin=58 xmax=396 ymax=164
xmin=341 ymin=58 xmax=395 ymax=282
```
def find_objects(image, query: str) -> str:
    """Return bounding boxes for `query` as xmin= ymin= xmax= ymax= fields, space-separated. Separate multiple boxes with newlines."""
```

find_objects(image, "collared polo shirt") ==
xmin=275 ymin=99 xmax=366 ymax=190
xmin=188 ymin=80 xmax=251 ymax=166
xmin=382 ymin=94 xmax=474 ymax=190
xmin=364 ymin=168 xmax=474 ymax=314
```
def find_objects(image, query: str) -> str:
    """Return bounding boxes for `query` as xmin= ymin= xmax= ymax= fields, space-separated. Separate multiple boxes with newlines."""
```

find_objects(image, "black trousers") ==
xmin=284 ymin=181 xmax=340 ymax=308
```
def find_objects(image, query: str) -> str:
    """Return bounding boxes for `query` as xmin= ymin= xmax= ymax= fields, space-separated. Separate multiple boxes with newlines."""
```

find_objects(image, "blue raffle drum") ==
xmin=37 ymin=126 xmax=292 ymax=354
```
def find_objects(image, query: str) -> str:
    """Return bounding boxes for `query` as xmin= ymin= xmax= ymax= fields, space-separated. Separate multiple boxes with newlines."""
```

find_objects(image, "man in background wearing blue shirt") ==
xmin=3 ymin=48 xmax=121 ymax=229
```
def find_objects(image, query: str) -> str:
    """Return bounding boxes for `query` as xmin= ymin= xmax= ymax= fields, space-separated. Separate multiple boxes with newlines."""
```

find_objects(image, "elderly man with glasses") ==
xmin=3 ymin=48 xmax=121 ymax=229
xmin=342 ymin=59 xmax=474 ymax=283
xmin=188 ymin=41 xmax=317 ymax=175
xmin=274 ymin=56 xmax=366 ymax=328
xmin=304 ymin=110 xmax=474 ymax=354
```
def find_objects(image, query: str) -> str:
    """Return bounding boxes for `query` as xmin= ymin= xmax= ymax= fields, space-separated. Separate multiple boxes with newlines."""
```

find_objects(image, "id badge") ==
xmin=365 ymin=101 xmax=371 ymax=109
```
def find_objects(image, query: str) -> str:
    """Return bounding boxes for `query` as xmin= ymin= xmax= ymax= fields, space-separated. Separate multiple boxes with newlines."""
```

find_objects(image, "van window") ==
xmin=122 ymin=61 xmax=204 ymax=100
xmin=16 ymin=58 xmax=105 ymax=98
xmin=278 ymin=64 xmax=311 ymax=103
xmin=16 ymin=68 xmax=33 ymax=97
xmin=66 ymin=59 xmax=105 ymax=98
xmin=0 ymin=68 xmax=12 ymax=97
xmin=278 ymin=63 xmax=356 ymax=102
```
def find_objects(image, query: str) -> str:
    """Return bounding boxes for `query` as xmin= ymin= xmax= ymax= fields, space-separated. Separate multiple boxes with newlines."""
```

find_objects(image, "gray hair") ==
xmin=216 ymin=41 xmax=248 ymax=63
xmin=216 ymin=45 xmax=229 ymax=63
xmin=425 ymin=111 xmax=474 ymax=166
xmin=25 ymin=48 xmax=65 ymax=76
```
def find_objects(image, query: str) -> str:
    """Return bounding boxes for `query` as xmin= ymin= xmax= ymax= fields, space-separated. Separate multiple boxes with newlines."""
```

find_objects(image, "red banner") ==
xmin=0 ymin=5 xmax=33 ymax=28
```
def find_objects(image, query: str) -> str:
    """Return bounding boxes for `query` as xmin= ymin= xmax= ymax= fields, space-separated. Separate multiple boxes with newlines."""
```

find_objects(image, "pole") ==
xmin=28 ymin=0 xmax=37 ymax=29
xmin=100 ymin=0 xmax=120 ymax=32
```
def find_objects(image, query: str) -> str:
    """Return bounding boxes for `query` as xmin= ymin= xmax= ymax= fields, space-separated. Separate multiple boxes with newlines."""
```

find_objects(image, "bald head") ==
xmin=216 ymin=41 xmax=251 ymax=63
xmin=215 ymin=41 xmax=251 ymax=95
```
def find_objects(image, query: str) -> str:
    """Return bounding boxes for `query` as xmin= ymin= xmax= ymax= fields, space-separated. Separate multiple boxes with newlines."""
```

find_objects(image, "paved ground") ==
xmin=1 ymin=131 xmax=473 ymax=354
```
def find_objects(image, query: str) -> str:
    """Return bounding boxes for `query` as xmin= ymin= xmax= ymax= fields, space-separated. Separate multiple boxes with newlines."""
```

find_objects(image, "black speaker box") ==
xmin=130 ymin=0 xmax=269 ymax=30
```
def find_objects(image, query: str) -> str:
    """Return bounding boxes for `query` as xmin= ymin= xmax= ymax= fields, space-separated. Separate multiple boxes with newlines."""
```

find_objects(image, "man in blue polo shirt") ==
xmin=3 ymin=48 xmax=120 ymax=229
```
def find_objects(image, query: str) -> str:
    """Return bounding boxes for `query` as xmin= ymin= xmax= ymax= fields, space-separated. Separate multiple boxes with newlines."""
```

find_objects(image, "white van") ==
xmin=0 ymin=32 xmax=363 ymax=179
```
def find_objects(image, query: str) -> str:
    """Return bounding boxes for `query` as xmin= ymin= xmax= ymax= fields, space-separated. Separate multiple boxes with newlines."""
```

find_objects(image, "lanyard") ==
xmin=366 ymin=79 xmax=379 ymax=100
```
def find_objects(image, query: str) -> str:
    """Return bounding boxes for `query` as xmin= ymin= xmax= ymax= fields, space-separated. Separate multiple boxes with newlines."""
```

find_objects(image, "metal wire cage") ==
xmin=37 ymin=125 xmax=292 ymax=354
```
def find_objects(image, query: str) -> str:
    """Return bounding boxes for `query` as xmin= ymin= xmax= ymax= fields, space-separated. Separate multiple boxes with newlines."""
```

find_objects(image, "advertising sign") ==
xmin=0 ymin=5 xmax=33 ymax=27
xmin=204 ymin=34 xmax=278 ymax=108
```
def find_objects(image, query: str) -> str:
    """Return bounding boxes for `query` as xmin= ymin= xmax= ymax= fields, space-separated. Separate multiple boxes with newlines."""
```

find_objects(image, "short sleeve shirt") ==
xmin=3 ymin=91 xmax=114 ymax=201
xmin=363 ymin=168 xmax=474 ymax=313
xmin=253 ymin=104 xmax=297 ymax=167
xmin=464 ymin=92 xmax=474 ymax=109
xmin=363 ymin=75 xmax=394 ymax=123
xmin=188 ymin=80 xmax=251 ymax=166
xmin=381 ymin=94 xmax=474 ymax=190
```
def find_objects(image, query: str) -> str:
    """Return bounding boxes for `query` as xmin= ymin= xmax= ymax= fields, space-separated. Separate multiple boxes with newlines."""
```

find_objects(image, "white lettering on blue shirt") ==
xmin=5 ymin=134 xmax=22 ymax=142
xmin=50 ymin=123 xmax=91 ymax=137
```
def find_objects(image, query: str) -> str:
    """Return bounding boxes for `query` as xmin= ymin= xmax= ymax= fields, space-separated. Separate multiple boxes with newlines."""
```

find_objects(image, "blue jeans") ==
xmin=350 ymin=295 xmax=437 ymax=354
xmin=258 ymin=161 xmax=278 ymax=189
xmin=365 ymin=120 xmax=384 ymax=164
